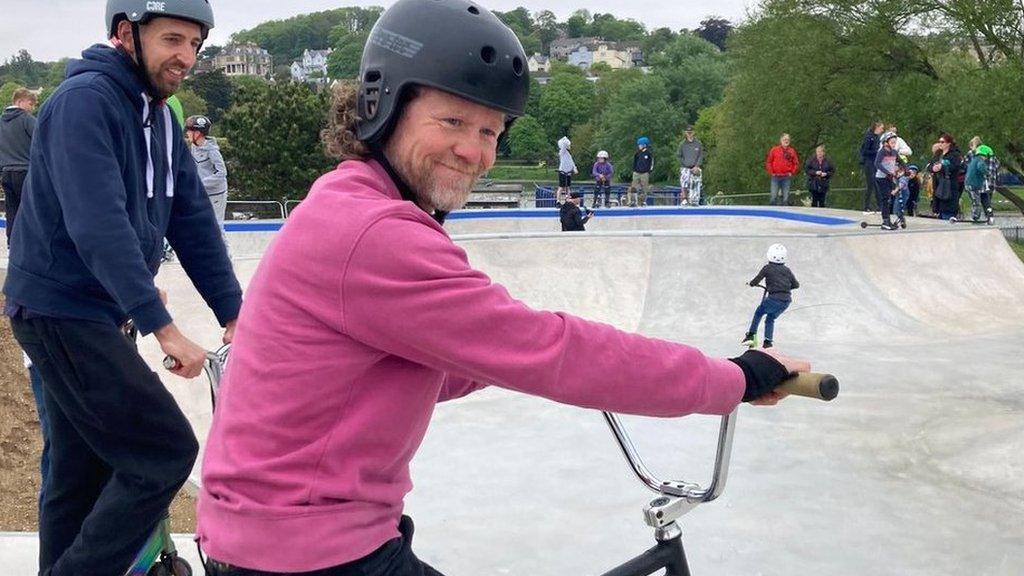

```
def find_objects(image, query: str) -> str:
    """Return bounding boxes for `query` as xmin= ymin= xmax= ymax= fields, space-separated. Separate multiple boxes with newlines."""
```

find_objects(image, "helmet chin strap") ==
xmin=110 ymin=24 xmax=163 ymax=103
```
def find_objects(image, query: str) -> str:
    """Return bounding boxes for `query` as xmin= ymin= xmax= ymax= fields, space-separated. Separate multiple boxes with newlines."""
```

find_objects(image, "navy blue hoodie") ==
xmin=3 ymin=45 xmax=241 ymax=334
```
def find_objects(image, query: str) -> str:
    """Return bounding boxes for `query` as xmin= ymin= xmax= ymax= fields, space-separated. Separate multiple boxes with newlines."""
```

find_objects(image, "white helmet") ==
xmin=596 ymin=150 xmax=609 ymax=159
xmin=767 ymin=243 xmax=787 ymax=264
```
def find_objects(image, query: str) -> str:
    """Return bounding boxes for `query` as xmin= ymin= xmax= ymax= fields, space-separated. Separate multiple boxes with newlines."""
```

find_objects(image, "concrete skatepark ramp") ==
xmin=3 ymin=206 xmax=1023 ymax=574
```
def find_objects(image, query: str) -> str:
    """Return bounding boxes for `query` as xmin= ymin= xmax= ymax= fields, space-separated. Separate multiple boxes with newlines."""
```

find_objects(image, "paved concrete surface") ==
xmin=3 ymin=206 xmax=1023 ymax=575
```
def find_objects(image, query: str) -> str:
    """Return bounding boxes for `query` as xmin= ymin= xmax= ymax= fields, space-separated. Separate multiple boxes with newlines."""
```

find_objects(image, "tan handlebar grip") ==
xmin=777 ymin=372 xmax=839 ymax=401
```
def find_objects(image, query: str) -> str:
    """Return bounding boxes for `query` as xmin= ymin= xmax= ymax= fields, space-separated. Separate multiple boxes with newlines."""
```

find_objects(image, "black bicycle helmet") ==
xmin=356 ymin=0 xmax=529 ymax=145
xmin=106 ymin=0 xmax=214 ymax=40
xmin=185 ymin=114 xmax=212 ymax=134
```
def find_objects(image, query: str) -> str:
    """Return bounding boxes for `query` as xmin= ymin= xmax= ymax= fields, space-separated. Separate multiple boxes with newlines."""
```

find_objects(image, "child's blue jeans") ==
xmin=749 ymin=297 xmax=791 ymax=341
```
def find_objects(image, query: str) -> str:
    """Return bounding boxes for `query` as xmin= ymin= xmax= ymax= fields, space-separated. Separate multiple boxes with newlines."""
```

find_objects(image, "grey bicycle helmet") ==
xmin=106 ymin=0 xmax=215 ymax=40
xmin=356 ymin=0 xmax=529 ymax=145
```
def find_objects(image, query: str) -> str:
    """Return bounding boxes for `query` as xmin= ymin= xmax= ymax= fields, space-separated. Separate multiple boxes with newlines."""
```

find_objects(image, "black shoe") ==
xmin=741 ymin=333 xmax=756 ymax=347
xmin=762 ymin=340 xmax=773 ymax=349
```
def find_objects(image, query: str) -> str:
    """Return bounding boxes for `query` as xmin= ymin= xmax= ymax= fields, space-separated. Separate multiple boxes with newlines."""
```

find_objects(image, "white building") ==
xmin=291 ymin=49 xmax=333 ymax=84
xmin=527 ymin=54 xmax=550 ymax=73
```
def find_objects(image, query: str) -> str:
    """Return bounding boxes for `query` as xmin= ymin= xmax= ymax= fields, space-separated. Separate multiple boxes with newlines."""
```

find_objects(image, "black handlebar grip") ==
xmin=777 ymin=372 xmax=839 ymax=401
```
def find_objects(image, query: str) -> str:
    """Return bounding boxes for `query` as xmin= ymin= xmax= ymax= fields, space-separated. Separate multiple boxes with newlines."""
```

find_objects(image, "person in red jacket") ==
xmin=765 ymin=133 xmax=800 ymax=206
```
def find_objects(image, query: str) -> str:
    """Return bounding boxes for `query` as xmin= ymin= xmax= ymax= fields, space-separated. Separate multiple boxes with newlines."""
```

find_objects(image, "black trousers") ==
xmin=10 ymin=315 xmax=198 ymax=576
xmin=861 ymin=163 xmax=876 ymax=211
xmin=2 ymin=168 xmax=27 ymax=242
xmin=204 ymin=516 xmax=445 ymax=576
xmin=874 ymin=177 xmax=894 ymax=224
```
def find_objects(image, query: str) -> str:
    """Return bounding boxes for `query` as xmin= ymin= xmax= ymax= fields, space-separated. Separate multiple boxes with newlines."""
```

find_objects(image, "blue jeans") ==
xmin=748 ymin=297 xmax=790 ymax=342
xmin=29 ymin=364 xmax=51 ymax=515
xmin=770 ymin=176 xmax=791 ymax=206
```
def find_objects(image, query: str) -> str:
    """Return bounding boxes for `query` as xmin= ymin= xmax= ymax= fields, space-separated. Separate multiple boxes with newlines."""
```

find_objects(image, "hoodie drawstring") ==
xmin=141 ymin=94 xmax=175 ymax=199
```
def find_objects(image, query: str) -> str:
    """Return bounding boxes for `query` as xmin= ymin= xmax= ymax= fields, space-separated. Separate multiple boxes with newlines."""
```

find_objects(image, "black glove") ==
xmin=729 ymin=350 xmax=791 ymax=402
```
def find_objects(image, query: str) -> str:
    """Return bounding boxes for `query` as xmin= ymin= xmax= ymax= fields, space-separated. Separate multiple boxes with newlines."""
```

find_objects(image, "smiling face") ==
xmin=383 ymin=87 xmax=506 ymax=213
xmin=119 ymin=17 xmax=202 ymax=99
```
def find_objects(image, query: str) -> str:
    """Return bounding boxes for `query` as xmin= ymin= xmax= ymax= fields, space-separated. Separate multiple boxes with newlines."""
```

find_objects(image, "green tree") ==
xmin=694 ymin=17 xmax=734 ymax=51
xmin=597 ymin=75 xmax=681 ymax=183
xmin=507 ymin=115 xmax=549 ymax=162
xmin=650 ymin=35 xmax=731 ymax=123
xmin=0 ymin=50 xmax=48 ymax=87
xmin=222 ymin=82 xmax=334 ymax=201
xmin=174 ymin=88 xmax=209 ymax=122
xmin=184 ymin=70 xmax=235 ymax=124
xmin=538 ymin=67 xmax=595 ymax=142
xmin=232 ymin=7 xmax=382 ymax=66
xmin=326 ymin=31 xmax=369 ymax=80
xmin=566 ymin=10 xmax=591 ymax=38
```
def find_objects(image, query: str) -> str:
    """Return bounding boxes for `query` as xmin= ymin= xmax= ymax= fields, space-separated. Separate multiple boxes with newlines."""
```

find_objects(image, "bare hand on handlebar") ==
xmin=154 ymin=323 xmax=207 ymax=379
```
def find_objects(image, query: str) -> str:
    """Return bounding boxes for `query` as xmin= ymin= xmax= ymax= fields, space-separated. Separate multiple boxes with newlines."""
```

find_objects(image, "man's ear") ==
xmin=114 ymin=20 xmax=136 ymax=55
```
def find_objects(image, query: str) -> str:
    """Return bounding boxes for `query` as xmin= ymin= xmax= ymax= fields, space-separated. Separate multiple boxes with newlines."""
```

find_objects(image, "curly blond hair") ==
xmin=321 ymin=81 xmax=371 ymax=161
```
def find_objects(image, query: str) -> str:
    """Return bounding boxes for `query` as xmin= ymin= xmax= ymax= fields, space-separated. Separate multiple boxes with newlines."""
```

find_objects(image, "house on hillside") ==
xmin=549 ymin=36 xmax=599 ymax=60
xmin=555 ymin=38 xmax=642 ymax=71
xmin=291 ymin=49 xmax=333 ymax=84
xmin=211 ymin=42 xmax=273 ymax=80
xmin=527 ymin=53 xmax=550 ymax=73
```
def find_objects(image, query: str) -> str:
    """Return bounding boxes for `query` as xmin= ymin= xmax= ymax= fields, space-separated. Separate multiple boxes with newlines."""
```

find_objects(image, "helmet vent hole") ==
xmin=512 ymin=56 xmax=524 ymax=76
xmin=480 ymin=46 xmax=497 ymax=64
xmin=467 ymin=6 xmax=480 ymax=15
xmin=364 ymin=70 xmax=381 ymax=83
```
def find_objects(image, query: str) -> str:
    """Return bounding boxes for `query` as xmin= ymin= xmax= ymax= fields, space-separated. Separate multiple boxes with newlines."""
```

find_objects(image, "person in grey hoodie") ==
xmin=0 ymin=87 xmax=38 ymax=242
xmin=676 ymin=125 xmax=704 ymax=205
xmin=185 ymin=114 xmax=228 ymax=228
xmin=556 ymin=135 xmax=578 ymax=204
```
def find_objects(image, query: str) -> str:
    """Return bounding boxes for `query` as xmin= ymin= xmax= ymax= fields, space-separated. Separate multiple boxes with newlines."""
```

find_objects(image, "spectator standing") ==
xmin=765 ymin=133 xmax=800 ymax=206
xmin=965 ymin=145 xmax=995 ymax=223
xmin=883 ymin=124 xmax=913 ymax=159
xmin=676 ymin=125 xmax=704 ymax=205
xmin=0 ymin=88 xmax=38 ymax=242
xmin=929 ymin=133 xmax=963 ymax=221
xmin=859 ymin=121 xmax=884 ymax=213
xmin=804 ymin=145 xmax=835 ymax=208
xmin=556 ymin=136 xmax=577 ymax=204
xmin=627 ymin=136 xmax=654 ymax=207
xmin=185 ymin=114 xmax=229 ymax=232
xmin=591 ymin=150 xmax=613 ymax=208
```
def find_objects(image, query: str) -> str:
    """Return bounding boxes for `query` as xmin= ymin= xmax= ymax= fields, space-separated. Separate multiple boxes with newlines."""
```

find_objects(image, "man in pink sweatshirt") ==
xmin=197 ymin=1 xmax=810 ymax=574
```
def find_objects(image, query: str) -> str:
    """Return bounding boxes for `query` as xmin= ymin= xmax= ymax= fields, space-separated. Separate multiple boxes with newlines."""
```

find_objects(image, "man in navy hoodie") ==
xmin=3 ymin=2 xmax=242 ymax=575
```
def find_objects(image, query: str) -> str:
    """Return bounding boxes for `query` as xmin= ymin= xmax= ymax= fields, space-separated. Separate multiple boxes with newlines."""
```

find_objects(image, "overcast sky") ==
xmin=1 ymin=0 xmax=754 ymax=63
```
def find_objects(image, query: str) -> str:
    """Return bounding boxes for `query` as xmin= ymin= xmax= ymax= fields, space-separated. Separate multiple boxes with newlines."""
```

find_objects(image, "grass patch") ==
xmin=1008 ymin=240 xmax=1024 ymax=263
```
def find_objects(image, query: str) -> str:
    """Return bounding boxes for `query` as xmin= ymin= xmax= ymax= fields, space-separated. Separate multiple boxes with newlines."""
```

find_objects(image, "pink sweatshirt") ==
xmin=197 ymin=159 xmax=745 ymax=572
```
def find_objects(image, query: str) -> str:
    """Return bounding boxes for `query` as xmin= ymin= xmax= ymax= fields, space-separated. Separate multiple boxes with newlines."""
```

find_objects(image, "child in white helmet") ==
xmin=556 ymin=136 xmax=578 ymax=204
xmin=591 ymin=150 xmax=614 ymax=208
xmin=742 ymin=244 xmax=800 ymax=348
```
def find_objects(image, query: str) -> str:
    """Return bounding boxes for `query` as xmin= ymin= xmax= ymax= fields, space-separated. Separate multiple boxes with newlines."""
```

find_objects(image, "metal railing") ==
xmin=224 ymin=200 xmax=285 ymax=220
xmin=1000 ymin=225 xmax=1024 ymax=243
